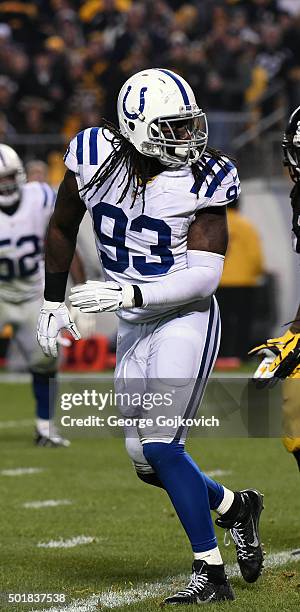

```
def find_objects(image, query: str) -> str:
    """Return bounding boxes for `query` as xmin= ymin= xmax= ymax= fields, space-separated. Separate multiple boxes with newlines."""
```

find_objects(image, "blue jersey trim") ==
xmin=76 ymin=131 xmax=84 ymax=164
xmin=204 ymin=160 xmax=234 ymax=199
xmin=63 ymin=145 xmax=70 ymax=163
xmin=41 ymin=183 xmax=48 ymax=208
xmin=89 ymin=127 xmax=99 ymax=165
xmin=158 ymin=69 xmax=190 ymax=106
xmin=190 ymin=158 xmax=216 ymax=195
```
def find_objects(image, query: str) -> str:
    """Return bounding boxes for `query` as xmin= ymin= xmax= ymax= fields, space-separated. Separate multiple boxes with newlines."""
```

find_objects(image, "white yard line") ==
xmin=0 ymin=372 xmax=113 ymax=383
xmin=37 ymin=536 xmax=95 ymax=549
xmin=0 ymin=418 xmax=32 ymax=429
xmin=206 ymin=469 xmax=232 ymax=478
xmin=23 ymin=500 xmax=72 ymax=509
xmin=0 ymin=372 xmax=32 ymax=383
xmin=30 ymin=549 xmax=299 ymax=612
xmin=0 ymin=467 xmax=44 ymax=476
xmin=0 ymin=372 xmax=248 ymax=384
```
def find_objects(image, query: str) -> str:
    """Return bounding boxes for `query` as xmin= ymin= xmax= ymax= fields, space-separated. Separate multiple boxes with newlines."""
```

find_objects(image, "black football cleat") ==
xmin=216 ymin=489 xmax=264 ymax=583
xmin=34 ymin=426 xmax=70 ymax=448
xmin=162 ymin=560 xmax=235 ymax=605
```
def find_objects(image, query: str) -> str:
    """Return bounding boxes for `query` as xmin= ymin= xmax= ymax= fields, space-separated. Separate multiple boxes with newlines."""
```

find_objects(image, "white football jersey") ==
xmin=0 ymin=181 xmax=55 ymax=303
xmin=64 ymin=127 xmax=240 ymax=321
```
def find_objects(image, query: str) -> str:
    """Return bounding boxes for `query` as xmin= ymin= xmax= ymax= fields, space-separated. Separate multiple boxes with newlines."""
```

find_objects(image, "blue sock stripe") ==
xmin=89 ymin=127 xmax=99 ymax=165
xmin=32 ymin=372 xmax=56 ymax=420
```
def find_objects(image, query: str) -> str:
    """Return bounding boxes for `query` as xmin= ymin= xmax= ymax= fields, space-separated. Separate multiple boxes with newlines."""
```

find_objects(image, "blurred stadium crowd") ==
xmin=0 ymin=0 xmax=300 ymax=152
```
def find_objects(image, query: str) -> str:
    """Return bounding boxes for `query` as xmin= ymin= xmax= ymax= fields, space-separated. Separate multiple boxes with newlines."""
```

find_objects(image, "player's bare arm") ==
xmin=37 ymin=171 xmax=86 ymax=357
xmin=187 ymin=205 xmax=228 ymax=255
xmin=45 ymin=170 xmax=86 ymax=283
xmin=70 ymin=251 xmax=86 ymax=285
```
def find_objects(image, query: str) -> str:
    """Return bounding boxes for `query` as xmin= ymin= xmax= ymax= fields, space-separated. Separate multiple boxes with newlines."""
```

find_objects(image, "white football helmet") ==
xmin=117 ymin=68 xmax=208 ymax=168
xmin=0 ymin=144 xmax=26 ymax=207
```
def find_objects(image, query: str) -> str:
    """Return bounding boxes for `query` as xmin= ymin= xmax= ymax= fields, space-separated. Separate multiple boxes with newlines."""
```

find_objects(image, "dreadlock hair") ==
xmin=81 ymin=120 xmax=236 ymax=211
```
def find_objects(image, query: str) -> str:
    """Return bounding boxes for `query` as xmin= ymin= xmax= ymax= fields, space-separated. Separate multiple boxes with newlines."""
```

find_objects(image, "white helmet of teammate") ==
xmin=117 ymin=68 xmax=208 ymax=168
xmin=0 ymin=144 xmax=26 ymax=207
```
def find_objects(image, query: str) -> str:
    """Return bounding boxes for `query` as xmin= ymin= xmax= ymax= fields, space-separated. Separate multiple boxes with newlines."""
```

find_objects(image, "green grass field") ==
xmin=1 ymin=381 xmax=300 ymax=612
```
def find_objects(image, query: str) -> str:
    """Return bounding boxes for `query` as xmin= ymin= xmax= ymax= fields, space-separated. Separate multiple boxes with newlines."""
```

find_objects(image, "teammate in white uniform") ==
xmin=37 ymin=69 xmax=264 ymax=604
xmin=0 ymin=144 xmax=74 ymax=446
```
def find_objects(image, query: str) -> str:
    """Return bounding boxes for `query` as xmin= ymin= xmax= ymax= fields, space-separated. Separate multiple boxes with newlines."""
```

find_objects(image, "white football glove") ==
xmin=37 ymin=300 xmax=81 ymax=358
xmin=70 ymin=306 xmax=97 ymax=338
xmin=69 ymin=280 xmax=135 ymax=313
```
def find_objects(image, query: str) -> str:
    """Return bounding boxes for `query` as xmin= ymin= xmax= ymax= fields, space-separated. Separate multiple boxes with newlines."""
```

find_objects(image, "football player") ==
xmin=37 ymin=69 xmax=264 ymax=604
xmin=0 ymin=144 xmax=81 ymax=447
xmin=250 ymin=106 xmax=300 ymax=470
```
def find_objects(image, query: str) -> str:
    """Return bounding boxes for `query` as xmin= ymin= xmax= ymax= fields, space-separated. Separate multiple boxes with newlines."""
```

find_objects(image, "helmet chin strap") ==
xmin=175 ymin=147 xmax=200 ymax=165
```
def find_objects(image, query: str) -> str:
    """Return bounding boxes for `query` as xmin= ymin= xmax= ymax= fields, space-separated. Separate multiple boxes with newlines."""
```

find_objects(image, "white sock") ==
xmin=36 ymin=418 xmax=50 ymax=436
xmin=215 ymin=486 xmax=235 ymax=515
xmin=194 ymin=546 xmax=223 ymax=565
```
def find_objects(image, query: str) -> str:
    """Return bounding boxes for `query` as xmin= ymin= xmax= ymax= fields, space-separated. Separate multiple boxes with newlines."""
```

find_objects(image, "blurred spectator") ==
xmin=277 ymin=0 xmax=300 ymax=15
xmin=0 ymin=0 xmax=298 ymax=160
xmin=0 ymin=111 xmax=15 ymax=140
xmin=111 ymin=3 xmax=146 ymax=63
xmin=255 ymin=24 xmax=291 ymax=114
xmin=282 ymin=14 xmax=300 ymax=113
xmin=19 ymin=97 xmax=52 ymax=134
xmin=216 ymin=198 xmax=265 ymax=367
xmin=19 ymin=51 xmax=72 ymax=127
xmin=0 ymin=1 xmax=40 ymax=50
xmin=26 ymin=160 xmax=49 ymax=183
xmin=0 ymin=76 xmax=17 ymax=126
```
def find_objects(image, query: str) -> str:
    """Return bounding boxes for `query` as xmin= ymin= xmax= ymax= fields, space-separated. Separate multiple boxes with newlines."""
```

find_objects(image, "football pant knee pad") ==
xmin=125 ymin=436 xmax=154 ymax=475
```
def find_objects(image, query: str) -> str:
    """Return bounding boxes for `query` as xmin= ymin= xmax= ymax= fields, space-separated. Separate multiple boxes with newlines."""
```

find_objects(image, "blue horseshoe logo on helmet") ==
xmin=123 ymin=85 xmax=148 ymax=120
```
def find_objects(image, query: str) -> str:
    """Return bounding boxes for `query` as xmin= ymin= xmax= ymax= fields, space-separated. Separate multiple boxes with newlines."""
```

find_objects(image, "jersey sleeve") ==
xmin=63 ymin=133 xmax=79 ymax=173
xmin=195 ymin=157 xmax=241 ymax=211
xmin=39 ymin=182 xmax=56 ymax=228
xmin=63 ymin=127 xmax=106 ymax=173
xmin=39 ymin=182 xmax=56 ymax=211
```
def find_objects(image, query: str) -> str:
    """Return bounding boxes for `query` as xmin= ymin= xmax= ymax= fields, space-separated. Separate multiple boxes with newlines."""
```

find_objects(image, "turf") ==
xmin=0 ymin=382 xmax=300 ymax=612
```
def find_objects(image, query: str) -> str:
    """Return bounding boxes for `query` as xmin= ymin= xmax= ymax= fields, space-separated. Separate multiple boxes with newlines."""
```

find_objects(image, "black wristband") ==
xmin=44 ymin=271 xmax=69 ymax=302
xmin=133 ymin=285 xmax=143 ymax=307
